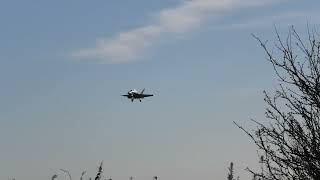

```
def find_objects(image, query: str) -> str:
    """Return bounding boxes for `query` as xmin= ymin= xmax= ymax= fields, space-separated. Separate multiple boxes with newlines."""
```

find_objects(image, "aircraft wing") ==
xmin=122 ymin=95 xmax=130 ymax=97
xmin=142 ymin=94 xmax=153 ymax=97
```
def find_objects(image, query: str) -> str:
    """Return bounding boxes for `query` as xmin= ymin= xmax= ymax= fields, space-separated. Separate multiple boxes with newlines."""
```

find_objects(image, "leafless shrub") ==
xmin=235 ymin=25 xmax=320 ymax=180
xmin=60 ymin=169 xmax=72 ymax=180
xmin=51 ymin=174 xmax=58 ymax=180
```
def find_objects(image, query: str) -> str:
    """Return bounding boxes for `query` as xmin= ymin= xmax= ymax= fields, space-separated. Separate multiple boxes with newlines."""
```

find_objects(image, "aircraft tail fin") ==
xmin=140 ymin=88 xmax=145 ymax=94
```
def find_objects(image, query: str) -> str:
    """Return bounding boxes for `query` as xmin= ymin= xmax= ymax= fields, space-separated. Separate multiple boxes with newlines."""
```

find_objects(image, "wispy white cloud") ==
xmin=71 ymin=0 xmax=284 ymax=63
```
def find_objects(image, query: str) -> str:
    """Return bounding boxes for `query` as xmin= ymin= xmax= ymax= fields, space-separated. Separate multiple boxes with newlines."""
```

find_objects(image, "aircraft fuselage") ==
xmin=122 ymin=89 xmax=153 ymax=102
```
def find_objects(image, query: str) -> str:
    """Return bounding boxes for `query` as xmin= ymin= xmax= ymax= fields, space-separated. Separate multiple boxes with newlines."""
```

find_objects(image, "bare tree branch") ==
xmin=238 ymin=25 xmax=320 ymax=180
xmin=60 ymin=169 xmax=72 ymax=180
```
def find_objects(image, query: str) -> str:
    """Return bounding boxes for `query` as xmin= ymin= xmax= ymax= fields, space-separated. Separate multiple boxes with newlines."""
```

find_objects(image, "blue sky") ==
xmin=1 ymin=0 xmax=320 ymax=179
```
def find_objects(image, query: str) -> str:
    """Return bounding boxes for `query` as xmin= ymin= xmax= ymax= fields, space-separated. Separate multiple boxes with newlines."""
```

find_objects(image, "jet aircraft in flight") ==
xmin=122 ymin=89 xmax=153 ymax=102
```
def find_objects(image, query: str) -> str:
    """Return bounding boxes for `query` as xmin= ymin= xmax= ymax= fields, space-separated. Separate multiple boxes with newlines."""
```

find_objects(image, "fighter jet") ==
xmin=122 ymin=89 xmax=153 ymax=102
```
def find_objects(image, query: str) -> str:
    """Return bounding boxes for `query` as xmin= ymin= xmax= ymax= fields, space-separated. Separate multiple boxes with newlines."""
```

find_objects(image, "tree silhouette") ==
xmin=227 ymin=162 xmax=235 ymax=180
xmin=227 ymin=162 xmax=240 ymax=180
xmin=94 ymin=162 xmax=103 ymax=180
xmin=235 ymin=26 xmax=320 ymax=180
